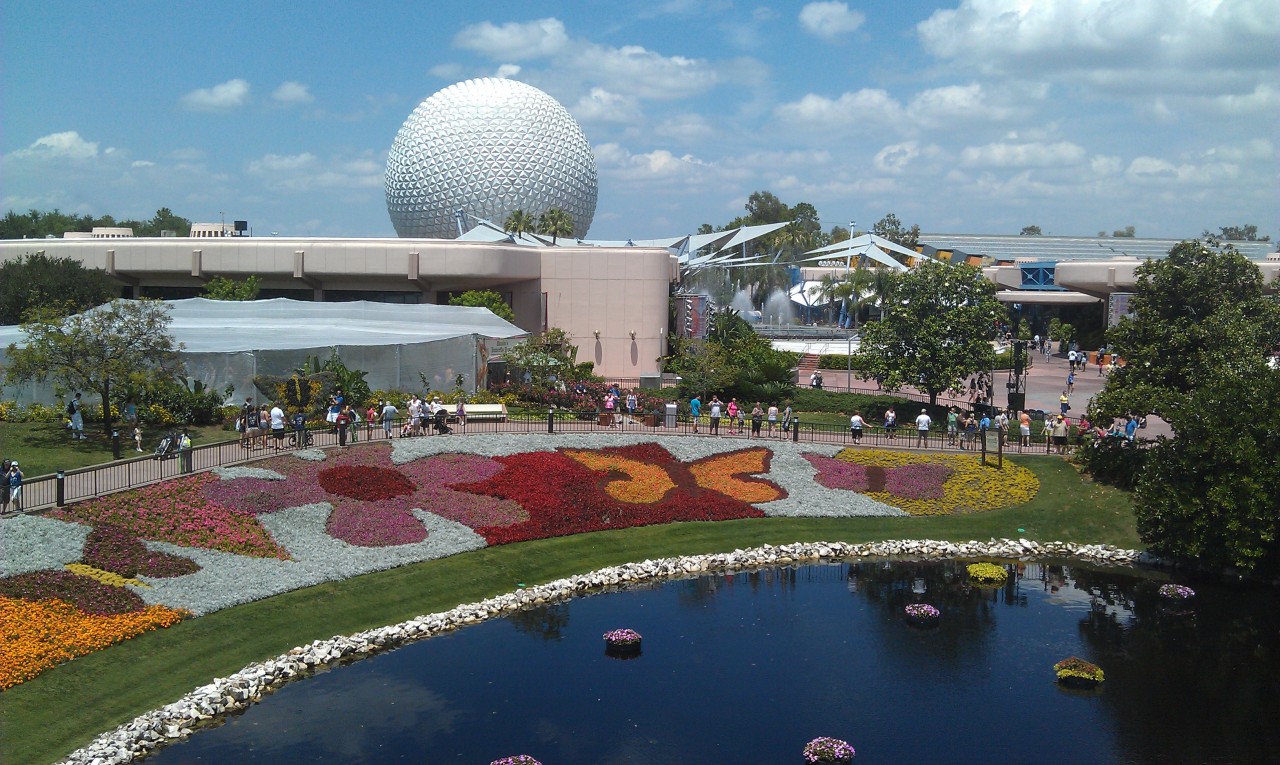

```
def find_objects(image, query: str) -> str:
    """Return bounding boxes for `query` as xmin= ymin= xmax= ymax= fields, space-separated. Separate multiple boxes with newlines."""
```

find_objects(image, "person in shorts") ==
xmin=7 ymin=461 xmax=24 ymax=512
xmin=884 ymin=407 xmax=897 ymax=439
xmin=709 ymin=396 xmax=722 ymax=435
xmin=270 ymin=402 xmax=287 ymax=449
xmin=849 ymin=411 xmax=865 ymax=443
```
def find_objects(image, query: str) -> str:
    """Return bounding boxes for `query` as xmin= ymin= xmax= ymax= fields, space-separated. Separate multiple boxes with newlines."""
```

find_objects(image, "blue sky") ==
xmin=3 ymin=0 xmax=1276 ymax=241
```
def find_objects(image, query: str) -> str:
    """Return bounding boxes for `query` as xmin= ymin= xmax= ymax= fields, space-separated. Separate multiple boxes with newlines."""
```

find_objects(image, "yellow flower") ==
xmin=64 ymin=563 xmax=149 ymax=589
xmin=832 ymin=448 xmax=1039 ymax=516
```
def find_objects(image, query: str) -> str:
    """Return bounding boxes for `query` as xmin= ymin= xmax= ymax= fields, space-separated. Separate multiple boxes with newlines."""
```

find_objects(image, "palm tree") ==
xmin=503 ymin=209 xmax=535 ymax=238
xmin=537 ymin=208 xmax=573 ymax=245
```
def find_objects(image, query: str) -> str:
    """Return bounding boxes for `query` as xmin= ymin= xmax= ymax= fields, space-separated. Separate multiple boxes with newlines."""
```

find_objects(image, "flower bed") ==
xmin=903 ymin=602 xmax=941 ymax=627
xmin=490 ymin=756 xmax=541 ymax=765
xmin=803 ymin=736 xmax=856 ymax=763
xmin=1053 ymin=656 xmax=1104 ymax=688
xmin=1159 ymin=583 xmax=1195 ymax=600
xmin=808 ymin=449 xmax=1039 ymax=515
xmin=456 ymin=444 xmax=778 ymax=545
xmin=966 ymin=562 xmax=1009 ymax=585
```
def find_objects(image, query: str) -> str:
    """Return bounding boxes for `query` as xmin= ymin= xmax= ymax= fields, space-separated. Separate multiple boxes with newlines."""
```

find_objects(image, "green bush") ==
xmin=1074 ymin=436 xmax=1148 ymax=491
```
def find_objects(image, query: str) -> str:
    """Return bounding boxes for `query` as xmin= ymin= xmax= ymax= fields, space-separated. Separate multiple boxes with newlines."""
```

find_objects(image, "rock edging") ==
xmin=57 ymin=538 xmax=1143 ymax=764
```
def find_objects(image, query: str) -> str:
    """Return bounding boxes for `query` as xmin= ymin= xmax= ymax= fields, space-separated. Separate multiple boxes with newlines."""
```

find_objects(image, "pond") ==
xmin=147 ymin=560 xmax=1280 ymax=764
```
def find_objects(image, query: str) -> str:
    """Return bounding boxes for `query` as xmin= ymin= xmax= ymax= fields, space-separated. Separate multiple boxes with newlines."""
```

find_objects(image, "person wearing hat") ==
xmin=5 ymin=461 xmax=23 ymax=513
xmin=915 ymin=408 xmax=932 ymax=448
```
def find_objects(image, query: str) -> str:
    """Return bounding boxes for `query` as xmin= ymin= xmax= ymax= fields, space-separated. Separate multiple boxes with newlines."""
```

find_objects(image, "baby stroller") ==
xmin=432 ymin=407 xmax=452 ymax=435
xmin=153 ymin=429 xmax=181 ymax=460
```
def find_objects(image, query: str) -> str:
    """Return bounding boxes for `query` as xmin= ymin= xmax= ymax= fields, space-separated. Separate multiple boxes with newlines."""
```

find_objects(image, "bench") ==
xmin=453 ymin=403 xmax=507 ymax=422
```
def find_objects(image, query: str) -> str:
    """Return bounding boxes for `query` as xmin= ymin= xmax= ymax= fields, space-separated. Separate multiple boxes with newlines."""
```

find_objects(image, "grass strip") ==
xmin=0 ymin=456 xmax=1136 ymax=765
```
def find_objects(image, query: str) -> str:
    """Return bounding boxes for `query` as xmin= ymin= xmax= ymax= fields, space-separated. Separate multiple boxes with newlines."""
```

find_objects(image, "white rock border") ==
xmin=57 ymin=538 xmax=1143 ymax=765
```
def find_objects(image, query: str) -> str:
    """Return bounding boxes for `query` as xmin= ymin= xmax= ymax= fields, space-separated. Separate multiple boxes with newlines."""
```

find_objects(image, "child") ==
xmin=133 ymin=426 xmax=144 ymax=453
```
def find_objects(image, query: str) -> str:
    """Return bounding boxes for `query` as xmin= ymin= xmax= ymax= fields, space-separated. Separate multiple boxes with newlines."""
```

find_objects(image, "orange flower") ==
xmin=0 ymin=596 xmax=188 ymax=689
xmin=563 ymin=450 xmax=677 ymax=503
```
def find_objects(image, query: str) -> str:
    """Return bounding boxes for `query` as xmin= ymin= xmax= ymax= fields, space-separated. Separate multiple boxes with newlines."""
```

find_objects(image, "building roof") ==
xmin=919 ymin=234 xmax=1276 ymax=263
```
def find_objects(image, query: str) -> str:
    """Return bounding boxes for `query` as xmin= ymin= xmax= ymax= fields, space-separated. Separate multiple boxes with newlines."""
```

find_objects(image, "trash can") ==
xmin=664 ymin=403 xmax=678 ymax=428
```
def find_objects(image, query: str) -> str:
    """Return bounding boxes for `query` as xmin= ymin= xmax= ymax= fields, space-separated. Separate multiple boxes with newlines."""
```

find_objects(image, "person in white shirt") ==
xmin=407 ymin=396 xmax=423 ymax=436
xmin=269 ymin=403 xmax=286 ymax=449
xmin=849 ymin=412 xmax=865 ymax=442
xmin=915 ymin=409 xmax=932 ymax=448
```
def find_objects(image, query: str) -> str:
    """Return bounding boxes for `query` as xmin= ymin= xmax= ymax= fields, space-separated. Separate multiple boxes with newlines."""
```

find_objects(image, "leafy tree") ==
xmin=1202 ymin=224 xmax=1270 ymax=242
xmin=663 ymin=336 xmax=735 ymax=403
xmin=504 ymin=209 xmax=536 ymax=237
xmin=504 ymin=327 xmax=579 ymax=388
xmin=448 ymin=289 xmax=515 ymax=322
xmin=828 ymin=225 xmax=850 ymax=244
xmin=1087 ymin=240 xmax=1280 ymax=574
xmin=853 ymin=261 xmax=1003 ymax=405
xmin=5 ymin=300 xmax=183 ymax=435
xmin=872 ymin=213 xmax=921 ymax=249
xmin=0 ymin=207 xmax=191 ymax=239
xmin=1094 ymin=240 xmax=1280 ymax=420
xmin=744 ymin=190 xmax=789 ymax=224
xmin=537 ymin=208 xmax=573 ymax=244
xmin=202 ymin=275 xmax=261 ymax=301
xmin=0 ymin=253 xmax=119 ymax=324
xmin=134 ymin=208 xmax=192 ymax=237
xmin=1112 ymin=226 xmax=1136 ymax=238
xmin=1020 ymin=225 xmax=1042 ymax=236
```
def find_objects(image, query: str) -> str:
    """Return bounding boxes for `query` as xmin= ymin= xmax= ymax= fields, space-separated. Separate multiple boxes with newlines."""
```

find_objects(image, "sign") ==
xmin=1107 ymin=293 xmax=1134 ymax=327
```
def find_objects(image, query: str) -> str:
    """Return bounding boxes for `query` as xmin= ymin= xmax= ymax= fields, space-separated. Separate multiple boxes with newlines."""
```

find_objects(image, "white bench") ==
xmin=455 ymin=403 xmax=507 ymax=422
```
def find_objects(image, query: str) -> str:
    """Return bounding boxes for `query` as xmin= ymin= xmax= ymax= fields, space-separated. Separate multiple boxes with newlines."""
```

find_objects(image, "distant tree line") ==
xmin=1 ymin=208 xmax=192 ymax=239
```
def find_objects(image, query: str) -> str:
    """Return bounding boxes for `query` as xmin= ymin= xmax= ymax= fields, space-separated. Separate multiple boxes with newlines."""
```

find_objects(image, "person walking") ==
xmin=915 ymin=408 xmax=932 ymax=448
xmin=68 ymin=393 xmax=85 ymax=441
xmin=689 ymin=394 xmax=702 ymax=433
xmin=1066 ymin=370 xmax=1075 ymax=395
xmin=780 ymin=402 xmax=793 ymax=438
xmin=381 ymin=400 xmax=398 ymax=438
xmin=1060 ymin=391 xmax=1070 ymax=416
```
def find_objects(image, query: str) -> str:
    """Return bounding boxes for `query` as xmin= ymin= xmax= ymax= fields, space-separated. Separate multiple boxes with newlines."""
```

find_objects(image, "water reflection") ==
xmin=148 ymin=560 xmax=1280 ymax=765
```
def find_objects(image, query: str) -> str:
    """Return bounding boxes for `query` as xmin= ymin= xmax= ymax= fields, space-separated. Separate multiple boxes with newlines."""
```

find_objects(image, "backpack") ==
xmin=66 ymin=401 xmax=76 ymax=416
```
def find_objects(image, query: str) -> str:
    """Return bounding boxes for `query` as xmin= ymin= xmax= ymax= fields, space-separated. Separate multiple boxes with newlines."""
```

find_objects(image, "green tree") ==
xmin=136 ymin=208 xmax=192 ymax=237
xmin=503 ymin=209 xmax=536 ymax=237
xmin=1202 ymin=224 xmax=1270 ymax=242
xmin=448 ymin=289 xmax=515 ymax=322
xmin=663 ymin=336 xmax=735 ymax=403
xmin=1088 ymin=240 xmax=1280 ymax=574
xmin=1020 ymin=225 xmax=1042 ymax=236
xmin=1132 ymin=361 xmax=1280 ymax=575
xmin=504 ymin=327 xmax=578 ymax=388
xmin=1112 ymin=225 xmax=1136 ymax=238
xmin=853 ymin=261 xmax=1003 ymax=405
xmin=1094 ymin=240 xmax=1280 ymax=420
xmin=202 ymin=275 xmax=261 ymax=301
xmin=537 ymin=208 xmax=573 ymax=244
xmin=5 ymin=300 xmax=183 ymax=435
xmin=0 ymin=253 xmax=119 ymax=324
xmin=872 ymin=213 xmax=921 ymax=249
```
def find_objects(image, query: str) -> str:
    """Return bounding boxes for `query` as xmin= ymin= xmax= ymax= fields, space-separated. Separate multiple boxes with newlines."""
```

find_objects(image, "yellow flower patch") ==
xmin=564 ymin=450 xmax=677 ymax=504
xmin=832 ymin=448 xmax=1039 ymax=515
xmin=967 ymin=562 xmax=1009 ymax=585
xmin=64 ymin=563 xmax=149 ymax=589
xmin=0 ymin=596 xmax=188 ymax=689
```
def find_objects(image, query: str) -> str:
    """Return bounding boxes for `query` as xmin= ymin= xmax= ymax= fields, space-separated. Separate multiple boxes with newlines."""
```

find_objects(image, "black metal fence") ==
xmin=6 ymin=412 xmax=1069 ymax=516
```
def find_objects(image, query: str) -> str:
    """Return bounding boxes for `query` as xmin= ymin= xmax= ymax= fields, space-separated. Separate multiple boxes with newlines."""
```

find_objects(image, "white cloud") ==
xmin=9 ymin=131 xmax=100 ymax=160
xmin=960 ymin=141 xmax=1087 ymax=168
xmin=130 ymin=160 xmax=155 ymax=168
xmin=653 ymin=114 xmax=715 ymax=143
xmin=917 ymin=0 xmax=1279 ymax=98
xmin=494 ymin=64 xmax=522 ymax=78
xmin=569 ymin=44 xmax=717 ymax=100
xmin=799 ymin=2 xmax=865 ymax=40
xmin=571 ymin=88 xmax=641 ymax=123
xmin=1214 ymin=83 xmax=1279 ymax=114
xmin=272 ymin=81 xmax=314 ymax=105
xmin=246 ymin=152 xmax=382 ymax=192
xmin=429 ymin=63 xmax=464 ymax=80
xmin=774 ymin=89 xmax=905 ymax=128
xmin=181 ymin=79 xmax=250 ymax=111
xmin=874 ymin=142 xmax=921 ymax=173
xmin=454 ymin=18 xmax=569 ymax=60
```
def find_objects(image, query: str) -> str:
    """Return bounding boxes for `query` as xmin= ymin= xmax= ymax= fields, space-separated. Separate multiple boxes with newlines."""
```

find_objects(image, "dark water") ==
xmin=148 ymin=560 xmax=1280 ymax=764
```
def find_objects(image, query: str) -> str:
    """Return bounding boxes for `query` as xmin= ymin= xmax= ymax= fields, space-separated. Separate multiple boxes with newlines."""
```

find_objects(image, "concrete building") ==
xmin=0 ymin=236 xmax=677 ymax=381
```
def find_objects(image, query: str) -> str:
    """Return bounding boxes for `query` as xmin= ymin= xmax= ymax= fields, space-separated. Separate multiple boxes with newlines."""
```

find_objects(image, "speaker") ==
xmin=1012 ymin=340 xmax=1025 ymax=376
xmin=1007 ymin=392 xmax=1025 ymax=413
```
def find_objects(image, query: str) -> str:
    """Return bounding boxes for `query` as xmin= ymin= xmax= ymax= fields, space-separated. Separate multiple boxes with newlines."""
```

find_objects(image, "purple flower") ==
xmin=803 ymin=736 xmax=856 ymax=762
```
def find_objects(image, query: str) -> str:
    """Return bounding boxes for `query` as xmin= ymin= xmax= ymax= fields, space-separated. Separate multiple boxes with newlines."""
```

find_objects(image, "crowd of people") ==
xmin=688 ymin=394 xmax=794 ymax=438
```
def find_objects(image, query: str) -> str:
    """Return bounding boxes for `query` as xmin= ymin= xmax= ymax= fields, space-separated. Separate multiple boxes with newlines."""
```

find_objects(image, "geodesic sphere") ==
xmin=385 ymin=77 xmax=598 ymax=240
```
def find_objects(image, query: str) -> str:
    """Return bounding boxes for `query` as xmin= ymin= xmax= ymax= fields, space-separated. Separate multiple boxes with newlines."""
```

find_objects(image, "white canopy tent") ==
xmin=0 ymin=298 xmax=527 ymax=405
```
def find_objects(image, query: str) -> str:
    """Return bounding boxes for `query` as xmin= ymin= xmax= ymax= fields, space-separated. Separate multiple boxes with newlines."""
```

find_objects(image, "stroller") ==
xmin=153 ymin=429 xmax=181 ymax=460
xmin=432 ymin=407 xmax=453 ymax=435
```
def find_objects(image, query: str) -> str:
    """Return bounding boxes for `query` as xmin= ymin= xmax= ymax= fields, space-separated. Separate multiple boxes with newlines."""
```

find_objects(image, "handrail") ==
xmin=3 ymin=412 xmax=1088 ymax=517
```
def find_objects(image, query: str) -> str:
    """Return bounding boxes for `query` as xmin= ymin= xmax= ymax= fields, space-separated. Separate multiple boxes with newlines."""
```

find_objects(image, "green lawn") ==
xmin=0 ymin=454 xmax=1137 ymax=765
xmin=0 ymin=421 xmax=234 ymax=478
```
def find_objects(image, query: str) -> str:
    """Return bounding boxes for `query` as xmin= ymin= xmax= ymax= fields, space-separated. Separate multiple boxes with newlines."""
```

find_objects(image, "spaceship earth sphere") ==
xmin=385 ymin=78 xmax=598 ymax=240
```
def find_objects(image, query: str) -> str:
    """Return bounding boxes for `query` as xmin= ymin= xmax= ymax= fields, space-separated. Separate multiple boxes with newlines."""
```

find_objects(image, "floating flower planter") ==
xmin=966 ymin=562 xmax=1008 ymax=586
xmin=1054 ymin=657 xmax=1104 ymax=689
xmin=603 ymin=628 xmax=642 ymax=658
xmin=490 ymin=757 xmax=541 ymax=765
xmin=1159 ymin=583 xmax=1195 ymax=600
xmin=803 ymin=736 xmax=856 ymax=763
xmin=903 ymin=602 xmax=941 ymax=628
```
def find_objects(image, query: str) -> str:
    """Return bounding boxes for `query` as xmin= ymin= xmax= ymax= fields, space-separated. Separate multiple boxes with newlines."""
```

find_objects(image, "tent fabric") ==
xmin=800 ymin=234 xmax=916 ymax=271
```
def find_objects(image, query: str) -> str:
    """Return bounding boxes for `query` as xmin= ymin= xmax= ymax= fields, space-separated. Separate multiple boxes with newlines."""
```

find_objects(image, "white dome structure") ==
xmin=385 ymin=78 xmax=598 ymax=240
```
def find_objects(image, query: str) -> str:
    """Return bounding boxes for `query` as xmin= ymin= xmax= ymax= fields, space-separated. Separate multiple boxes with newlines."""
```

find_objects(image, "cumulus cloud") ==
xmin=799 ymin=2 xmax=865 ymax=40
xmin=775 ymin=89 xmax=905 ymax=127
xmin=181 ymin=79 xmax=250 ymax=111
xmin=9 ymin=131 xmax=100 ymax=160
xmin=454 ymin=18 xmax=569 ymax=60
xmin=572 ymin=88 xmax=641 ymax=122
xmin=960 ymin=141 xmax=1087 ymax=168
xmin=874 ymin=142 xmax=921 ymax=173
xmin=569 ymin=44 xmax=717 ymax=100
xmin=917 ymin=0 xmax=1279 ymax=97
xmin=246 ymin=152 xmax=383 ymax=192
xmin=272 ymin=82 xmax=314 ymax=105
xmin=494 ymin=64 xmax=522 ymax=78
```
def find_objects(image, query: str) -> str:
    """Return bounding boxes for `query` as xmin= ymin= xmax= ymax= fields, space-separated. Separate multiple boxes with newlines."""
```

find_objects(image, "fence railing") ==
xmin=5 ymin=412 xmax=1074 ymax=516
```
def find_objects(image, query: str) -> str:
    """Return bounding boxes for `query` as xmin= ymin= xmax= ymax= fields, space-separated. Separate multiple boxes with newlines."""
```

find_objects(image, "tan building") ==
xmin=0 ymin=236 xmax=678 ymax=381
